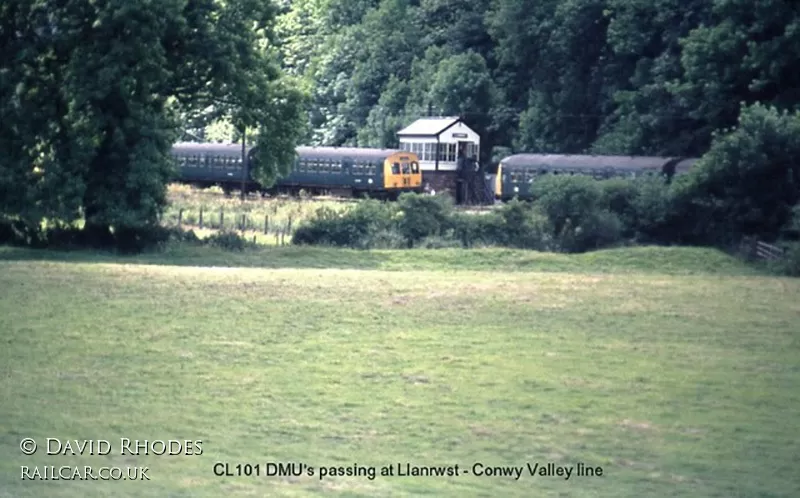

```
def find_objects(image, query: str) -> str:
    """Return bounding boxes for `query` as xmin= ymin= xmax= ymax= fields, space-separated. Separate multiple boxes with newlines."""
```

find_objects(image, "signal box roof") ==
xmin=397 ymin=117 xmax=463 ymax=137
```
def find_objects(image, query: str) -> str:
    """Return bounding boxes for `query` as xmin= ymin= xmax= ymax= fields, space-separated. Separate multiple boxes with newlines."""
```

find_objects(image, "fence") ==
xmin=739 ymin=236 xmax=786 ymax=261
xmin=164 ymin=207 xmax=296 ymax=245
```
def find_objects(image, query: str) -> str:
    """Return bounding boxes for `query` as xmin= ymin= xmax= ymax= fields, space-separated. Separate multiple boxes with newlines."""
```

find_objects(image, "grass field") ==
xmin=1 ymin=245 xmax=799 ymax=497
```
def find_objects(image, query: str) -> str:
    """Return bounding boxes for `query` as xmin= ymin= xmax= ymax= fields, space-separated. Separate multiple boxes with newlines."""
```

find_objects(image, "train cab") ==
xmin=384 ymin=151 xmax=422 ymax=192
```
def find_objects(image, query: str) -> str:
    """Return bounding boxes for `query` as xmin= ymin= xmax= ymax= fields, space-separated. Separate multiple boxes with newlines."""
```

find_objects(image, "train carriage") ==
xmin=170 ymin=143 xmax=422 ymax=198
xmin=495 ymin=154 xmax=695 ymax=201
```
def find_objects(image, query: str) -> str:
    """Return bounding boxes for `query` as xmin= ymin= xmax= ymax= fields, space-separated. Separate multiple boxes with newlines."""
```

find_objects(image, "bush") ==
xmin=204 ymin=230 xmax=252 ymax=251
xmin=497 ymin=199 xmax=553 ymax=250
xmin=452 ymin=212 xmax=505 ymax=248
xmin=557 ymin=209 xmax=625 ymax=253
xmin=600 ymin=178 xmax=639 ymax=236
xmin=395 ymin=193 xmax=455 ymax=247
xmin=531 ymin=175 xmax=604 ymax=235
xmin=292 ymin=200 xmax=397 ymax=248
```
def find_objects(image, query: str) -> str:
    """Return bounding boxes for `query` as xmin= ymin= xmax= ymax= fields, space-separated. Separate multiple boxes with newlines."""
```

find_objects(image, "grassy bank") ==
xmin=1 ymin=246 xmax=797 ymax=497
xmin=0 ymin=245 xmax=764 ymax=276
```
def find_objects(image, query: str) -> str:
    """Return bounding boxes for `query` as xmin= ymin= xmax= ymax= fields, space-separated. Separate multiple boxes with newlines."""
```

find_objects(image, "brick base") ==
xmin=421 ymin=171 xmax=457 ymax=197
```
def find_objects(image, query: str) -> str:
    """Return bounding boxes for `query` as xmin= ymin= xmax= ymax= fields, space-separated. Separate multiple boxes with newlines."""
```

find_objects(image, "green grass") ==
xmin=1 ymin=245 xmax=798 ymax=497
xmin=0 ymin=245 xmax=765 ymax=276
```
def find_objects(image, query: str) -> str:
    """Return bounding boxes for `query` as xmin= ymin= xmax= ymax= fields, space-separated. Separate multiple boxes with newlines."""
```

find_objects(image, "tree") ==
xmin=674 ymin=103 xmax=800 ymax=244
xmin=0 ymin=0 xmax=305 ymax=246
xmin=671 ymin=0 xmax=800 ymax=153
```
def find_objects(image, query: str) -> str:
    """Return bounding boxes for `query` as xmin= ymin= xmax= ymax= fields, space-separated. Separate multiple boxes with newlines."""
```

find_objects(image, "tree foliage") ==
xmin=673 ymin=103 xmax=800 ymax=243
xmin=275 ymin=0 xmax=799 ymax=162
xmin=0 ymin=0 xmax=305 ymax=245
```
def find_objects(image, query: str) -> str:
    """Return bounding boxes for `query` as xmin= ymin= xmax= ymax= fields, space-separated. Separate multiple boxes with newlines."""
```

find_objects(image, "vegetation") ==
xmin=0 ymin=0 xmax=306 ymax=249
xmin=1 ymin=249 xmax=798 ymax=496
xmin=162 ymin=184 xmax=355 ymax=243
xmin=276 ymin=0 xmax=800 ymax=159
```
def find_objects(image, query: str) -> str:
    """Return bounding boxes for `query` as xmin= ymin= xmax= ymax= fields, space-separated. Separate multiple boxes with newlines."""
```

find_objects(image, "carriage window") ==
xmin=392 ymin=163 xmax=400 ymax=174
xmin=331 ymin=161 xmax=342 ymax=174
xmin=411 ymin=162 xmax=419 ymax=174
xmin=401 ymin=163 xmax=410 ymax=174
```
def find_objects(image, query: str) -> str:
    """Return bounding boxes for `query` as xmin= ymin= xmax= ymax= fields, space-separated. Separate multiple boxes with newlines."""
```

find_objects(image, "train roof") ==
xmin=500 ymin=154 xmax=678 ymax=170
xmin=172 ymin=143 xmax=410 ymax=161
xmin=172 ymin=142 xmax=252 ymax=156
xmin=296 ymin=146 xmax=405 ymax=161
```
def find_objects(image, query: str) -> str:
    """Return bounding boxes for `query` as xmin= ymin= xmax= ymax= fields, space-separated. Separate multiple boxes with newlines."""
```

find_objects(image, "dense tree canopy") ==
xmin=276 ymin=0 xmax=800 ymax=164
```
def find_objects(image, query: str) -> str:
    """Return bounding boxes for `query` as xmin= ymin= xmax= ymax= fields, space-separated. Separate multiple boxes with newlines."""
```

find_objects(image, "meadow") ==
xmin=1 ymin=245 xmax=799 ymax=497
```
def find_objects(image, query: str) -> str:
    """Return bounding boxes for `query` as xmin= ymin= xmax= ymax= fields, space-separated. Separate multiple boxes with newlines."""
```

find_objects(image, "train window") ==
xmin=392 ymin=163 xmax=400 ymax=175
xmin=411 ymin=162 xmax=419 ymax=174
xmin=401 ymin=163 xmax=410 ymax=174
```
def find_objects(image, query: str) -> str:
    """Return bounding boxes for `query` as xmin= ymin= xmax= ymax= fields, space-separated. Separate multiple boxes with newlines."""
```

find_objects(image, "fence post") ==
xmin=178 ymin=208 xmax=183 ymax=227
xmin=264 ymin=214 xmax=269 ymax=234
xmin=199 ymin=207 xmax=204 ymax=228
xmin=220 ymin=208 xmax=224 ymax=229
xmin=241 ymin=213 xmax=246 ymax=231
xmin=287 ymin=215 xmax=293 ymax=233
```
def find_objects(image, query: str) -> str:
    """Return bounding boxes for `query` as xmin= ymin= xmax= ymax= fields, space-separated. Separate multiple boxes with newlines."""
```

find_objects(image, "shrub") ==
xmin=557 ymin=209 xmax=625 ymax=253
xmin=452 ymin=212 xmax=505 ymax=248
xmin=395 ymin=193 xmax=454 ymax=247
xmin=531 ymin=175 xmax=604 ymax=235
xmin=600 ymin=178 xmax=639 ymax=236
xmin=496 ymin=199 xmax=553 ymax=250
xmin=204 ymin=230 xmax=252 ymax=251
xmin=629 ymin=176 xmax=675 ymax=243
xmin=292 ymin=200 xmax=397 ymax=248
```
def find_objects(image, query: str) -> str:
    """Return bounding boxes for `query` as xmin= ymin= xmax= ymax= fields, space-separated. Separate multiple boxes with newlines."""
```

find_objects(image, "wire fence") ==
xmin=161 ymin=207 xmax=297 ymax=245
xmin=739 ymin=236 xmax=787 ymax=261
